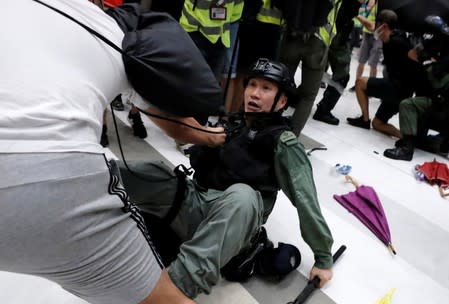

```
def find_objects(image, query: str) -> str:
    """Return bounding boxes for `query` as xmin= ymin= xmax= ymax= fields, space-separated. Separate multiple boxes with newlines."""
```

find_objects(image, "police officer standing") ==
xmin=180 ymin=0 xmax=244 ymax=82
xmin=275 ymin=0 xmax=335 ymax=135
xmin=312 ymin=0 xmax=365 ymax=125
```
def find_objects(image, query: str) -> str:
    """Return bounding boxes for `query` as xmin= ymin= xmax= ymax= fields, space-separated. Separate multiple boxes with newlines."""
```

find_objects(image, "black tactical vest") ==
xmin=189 ymin=118 xmax=291 ymax=197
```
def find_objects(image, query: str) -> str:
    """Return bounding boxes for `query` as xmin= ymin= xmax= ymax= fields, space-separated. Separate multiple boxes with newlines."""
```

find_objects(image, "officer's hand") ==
xmin=309 ymin=266 xmax=333 ymax=288
xmin=206 ymin=126 xmax=226 ymax=147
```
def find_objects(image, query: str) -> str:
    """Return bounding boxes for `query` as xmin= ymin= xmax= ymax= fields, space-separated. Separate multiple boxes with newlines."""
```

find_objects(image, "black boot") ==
xmin=111 ymin=94 xmax=125 ymax=111
xmin=384 ymin=136 xmax=415 ymax=161
xmin=313 ymin=105 xmax=340 ymax=125
xmin=128 ymin=110 xmax=147 ymax=139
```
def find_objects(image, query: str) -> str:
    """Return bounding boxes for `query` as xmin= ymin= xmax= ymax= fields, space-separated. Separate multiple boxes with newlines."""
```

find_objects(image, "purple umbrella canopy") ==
xmin=334 ymin=176 xmax=396 ymax=255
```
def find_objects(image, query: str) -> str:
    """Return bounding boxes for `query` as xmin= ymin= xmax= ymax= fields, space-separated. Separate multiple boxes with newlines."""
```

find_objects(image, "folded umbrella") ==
xmin=334 ymin=176 xmax=396 ymax=254
xmin=417 ymin=159 xmax=449 ymax=197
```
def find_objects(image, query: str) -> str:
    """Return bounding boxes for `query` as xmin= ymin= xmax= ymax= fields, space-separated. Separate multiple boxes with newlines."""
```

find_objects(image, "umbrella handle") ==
xmin=439 ymin=186 xmax=449 ymax=198
xmin=345 ymin=175 xmax=360 ymax=188
xmin=388 ymin=243 xmax=397 ymax=255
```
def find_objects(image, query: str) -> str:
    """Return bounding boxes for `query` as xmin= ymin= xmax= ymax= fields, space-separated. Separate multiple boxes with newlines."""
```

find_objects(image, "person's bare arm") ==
xmin=356 ymin=15 xmax=375 ymax=32
xmin=144 ymin=107 xmax=226 ymax=147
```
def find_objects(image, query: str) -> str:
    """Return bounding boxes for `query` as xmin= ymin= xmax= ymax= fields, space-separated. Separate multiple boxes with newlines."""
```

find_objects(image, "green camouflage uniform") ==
xmin=118 ymin=130 xmax=333 ymax=299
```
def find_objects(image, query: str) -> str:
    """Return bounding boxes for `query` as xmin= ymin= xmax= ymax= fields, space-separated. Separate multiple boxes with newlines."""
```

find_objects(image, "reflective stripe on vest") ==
xmin=180 ymin=0 xmax=237 ymax=47
xmin=230 ymin=0 xmax=244 ymax=23
xmin=256 ymin=0 xmax=283 ymax=26
xmin=318 ymin=0 xmax=340 ymax=46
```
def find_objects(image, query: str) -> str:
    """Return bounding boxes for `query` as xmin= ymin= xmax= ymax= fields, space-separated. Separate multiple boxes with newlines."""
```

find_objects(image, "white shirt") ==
xmin=0 ymin=0 xmax=130 ymax=154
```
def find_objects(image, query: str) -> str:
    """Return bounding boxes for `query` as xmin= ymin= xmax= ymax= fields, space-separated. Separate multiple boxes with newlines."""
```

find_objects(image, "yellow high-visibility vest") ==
xmin=180 ymin=0 xmax=244 ymax=47
xmin=318 ymin=0 xmax=341 ymax=46
xmin=256 ymin=0 xmax=283 ymax=26
xmin=363 ymin=2 xmax=378 ymax=33
xmin=230 ymin=0 xmax=244 ymax=23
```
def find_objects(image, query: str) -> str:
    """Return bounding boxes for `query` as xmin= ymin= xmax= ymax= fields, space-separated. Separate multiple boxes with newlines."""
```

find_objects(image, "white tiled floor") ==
xmin=1 ymin=52 xmax=448 ymax=304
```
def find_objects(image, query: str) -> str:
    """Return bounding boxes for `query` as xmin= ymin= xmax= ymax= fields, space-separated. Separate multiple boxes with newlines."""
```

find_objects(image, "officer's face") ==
xmin=244 ymin=77 xmax=287 ymax=113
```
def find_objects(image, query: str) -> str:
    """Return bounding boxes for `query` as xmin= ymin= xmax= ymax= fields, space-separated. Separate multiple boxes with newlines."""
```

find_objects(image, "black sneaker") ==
xmin=313 ymin=109 xmax=340 ymax=125
xmin=100 ymin=125 xmax=109 ymax=147
xmin=111 ymin=95 xmax=125 ymax=111
xmin=348 ymin=85 xmax=356 ymax=92
xmin=347 ymin=116 xmax=371 ymax=129
xmin=128 ymin=111 xmax=147 ymax=138
xmin=383 ymin=146 xmax=414 ymax=161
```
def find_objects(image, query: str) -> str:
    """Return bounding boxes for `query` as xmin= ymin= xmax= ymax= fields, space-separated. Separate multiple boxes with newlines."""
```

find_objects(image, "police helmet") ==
xmin=244 ymin=58 xmax=297 ymax=100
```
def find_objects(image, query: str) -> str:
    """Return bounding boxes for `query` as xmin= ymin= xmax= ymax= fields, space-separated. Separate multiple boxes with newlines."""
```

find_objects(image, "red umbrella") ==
xmin=334 ymin=176 xmax=396 ymax=255
xmin=417 ymin=159 xmax=449 ymax=197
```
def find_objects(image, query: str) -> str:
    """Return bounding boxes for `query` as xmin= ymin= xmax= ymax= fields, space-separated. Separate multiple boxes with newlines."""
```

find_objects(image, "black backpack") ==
xmin=33 ymin=1 xmax=223 ymax=118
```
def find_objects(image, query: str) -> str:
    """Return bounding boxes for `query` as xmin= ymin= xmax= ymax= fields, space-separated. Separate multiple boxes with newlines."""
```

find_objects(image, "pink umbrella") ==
xmin=334 ymin=176 xmax=396 ymax=255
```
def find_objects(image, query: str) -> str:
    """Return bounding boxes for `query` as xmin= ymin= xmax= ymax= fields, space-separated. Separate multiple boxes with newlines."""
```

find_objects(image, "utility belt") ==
xmin=286 ymin=26 xmax=320 ymax=40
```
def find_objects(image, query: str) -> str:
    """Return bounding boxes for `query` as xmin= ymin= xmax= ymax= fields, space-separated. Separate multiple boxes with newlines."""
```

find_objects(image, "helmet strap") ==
xmin=269 ymin=90 xmax=283 ymax=113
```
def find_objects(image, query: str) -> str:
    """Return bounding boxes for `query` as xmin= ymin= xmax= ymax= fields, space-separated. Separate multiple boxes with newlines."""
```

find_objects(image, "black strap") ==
xmin=163 ymin=164 xmax=193 ymax=224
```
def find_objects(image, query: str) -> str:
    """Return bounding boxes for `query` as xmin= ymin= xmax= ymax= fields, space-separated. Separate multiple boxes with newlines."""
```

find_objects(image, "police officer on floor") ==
xmin=118 ymin=58 xmax=334 ymax=299
xmin=384 ymin=42 xmax=449 ymax=161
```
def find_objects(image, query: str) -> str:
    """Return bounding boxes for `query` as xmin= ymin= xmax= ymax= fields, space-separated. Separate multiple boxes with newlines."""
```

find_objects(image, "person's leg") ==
xmin=140 ymin=270 xmax=195 ymax=304
xmin=284 ymin=35 xmax=328 ymax=135
xmin=231 ymin=72 xmax=246 ymax=112
xmin=279 ymin=33 xmax=304 ymax=81
xmin=168 ymin=184 xmax=264 ymax=298
xmin=367 ymin=38 xmax=382 ymax=78
xmin=0 ymin=153 xmax=192 ymax=304
xmin=188 ymin=31 xmax=226 ymax=125
xmin=117 ymin=161 xmax=264 ymax=299
xmin=355 ymin=63 xmax=366 ymax=80
xmin=368 ymin=65 xmax=377 ymax=78
xmin=350 ymin=33 xmax=371 ymax=90
xmin=314 ymin=36 xmax=351 ymax=125
xmin=372 ymin=97 xmax=402 ymax=138
xmin=347 ymin=77 xmax=394 ymax=129
xmin=383 ymin=97 xmax=433 ymax=161
xmin=222 ymin=21 xmax=240 ymax=113
xmin=399 ymin=97 xmax=433 ymax=137
xmin=372 ymin=116 xmax=401 ymax=138
xmin=355 ymin=77 xmax=370 ymax=120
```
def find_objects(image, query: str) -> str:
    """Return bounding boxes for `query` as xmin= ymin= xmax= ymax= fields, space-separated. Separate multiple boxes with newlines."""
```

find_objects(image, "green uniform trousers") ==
xmin=318 ymin=35 xmax=352 ymax=112
xmin=117 ymin=161 xmax=264 ymax=299
xmin=399 ymin=96 xmax=433 ymax=136
xmin=280 ymin=31 xmax=329 ymax=135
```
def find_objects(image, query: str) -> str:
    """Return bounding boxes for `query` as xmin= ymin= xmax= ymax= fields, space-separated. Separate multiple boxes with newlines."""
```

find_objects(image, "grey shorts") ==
xmin=358 ymin=32 xmax=382 ymax=67
xmin=0 ymin=153 xmax=162 ymax=304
